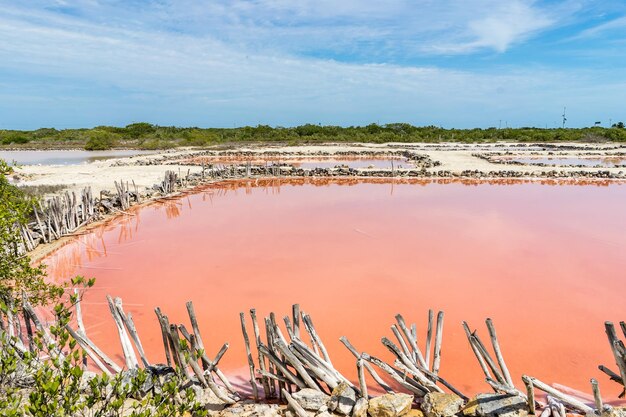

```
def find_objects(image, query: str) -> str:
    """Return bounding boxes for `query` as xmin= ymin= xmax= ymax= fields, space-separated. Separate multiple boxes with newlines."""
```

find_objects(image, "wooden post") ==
xmin=240 ymin=312 xmax=259 ymax=400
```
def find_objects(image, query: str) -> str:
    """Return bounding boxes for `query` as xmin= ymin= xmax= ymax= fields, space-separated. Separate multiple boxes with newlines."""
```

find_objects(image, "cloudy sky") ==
xmin=1 ymin=0 xmax=625 ymax=129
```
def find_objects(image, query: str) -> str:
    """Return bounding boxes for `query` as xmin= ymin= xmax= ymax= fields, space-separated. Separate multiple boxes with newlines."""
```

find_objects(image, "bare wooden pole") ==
xmin=282 ymin=389 xmax=309 ymax=417
xmin=250 ymin=309 xmax=272 ymax=398
xmin=590 ymin=378 xmax=603 ymax=414
xmin=425 ymin=309 xmax=434 ymax=369
xmin=432 ymin=311 xmax=444 ymax=375
xmin=240 ymin=312 xmax=259 ymax=400
xmin=154 ymin=308 xmax=173 ymax=366
xmin=186 ymin=301 xmax=205 ymax=350
xmin=357 ymin=358 xmax=368 ymax=399
xmin=605 ymin=322 xmax=626 ymax=394
xmin=485 ymin=318 xmax=513 ymax=387
xmin=395 ymin=314 xmax=427 ymax=368
xmin=292 ymin=304 xmax=300 ymax=339
xmin=522 ymin=375 xmax=536 ymax=415
xmin=302 ymin=313 xmax=332 ymax=365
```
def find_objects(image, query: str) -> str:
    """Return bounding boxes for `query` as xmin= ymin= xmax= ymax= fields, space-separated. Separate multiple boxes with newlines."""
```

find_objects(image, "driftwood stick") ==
xmin=485 ymin=318 xmax=513 ymax=387
xmin=425 ymin=309 xmax=434 ymax=369
xmin=23 ymin=299 xmax=64 ymax=360
xmin=290 ymin=340 xmax=341 ymax=389
xmin=340 ymin=336 xmax=392 ymax=392
xmin=65 ymin=325 xmax=112 ymax=375
xmin=462 ymin=321 xmax=492 ymax=379
xmin=292 ymin=304 xmax=300 ymax=339
xmin=471 ymin=333 xmax=506 ymax=385
xmin=168 ymin=324 xmax=192 ymax=378
xmin=120 ymin=310 xmax=150 ymax=368
xmin=273 ymin=338 xmax=320 ymax=390
xmin=391 ymin=324 xmax=413 ymax=360
xmin=283 ymin=389 xmax=309 ymax=417
xmin=396 ymin=314 xmax=427 ymax=369
xmin=302 ymin=313 xmax=332 ymax=365
xmin=382 ymin=337 xmax=442 ymax=392
xmin=240 ymin=312 xmax=260 ymax=400
xmin=522 ymin=375 xmax=536 ymax=415
xmin=154 ymin=308 xmax=173 ymax=367
xmin=486 ymin=377 xmax=524 ymax=398
xmin=259 ymin=343 xmax=307 ymax=389
xmin=362 ymin=353 xmax=427 ymax=396
xmin=107 ymin=296 xmax=139 ymax=369
xmin=598 ymin=365 xmax=623 ymax=384
xmin=186 ymin=301 xmax=205 ymax=350
xmin=250 ymin=309 xmax=272 ymax=398
xmin=590 ymin=378 xmax=603 ymax=413
xmin=259 ymin=370 xmax=290 ymax=384
xmin=524 ymin=376 xmax=593 ymax=414
xmin=605 ymin=322 xmax=626 ymax=392
xmin=357 ymin=358 xmax=368 ymax=399
xmin=432 ymin=311 xmax=444 ymax=375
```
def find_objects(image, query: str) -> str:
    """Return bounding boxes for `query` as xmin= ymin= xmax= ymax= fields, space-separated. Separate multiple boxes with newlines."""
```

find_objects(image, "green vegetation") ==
xmin=0 ymin=160 xmax=207 ymax=416
xmin=1 ymin=122 xmax=625 ymax=150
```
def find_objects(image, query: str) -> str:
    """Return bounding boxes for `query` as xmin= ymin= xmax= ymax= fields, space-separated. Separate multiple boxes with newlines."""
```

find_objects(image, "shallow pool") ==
xmin=44 ymin=178 xmax=626 ymax=398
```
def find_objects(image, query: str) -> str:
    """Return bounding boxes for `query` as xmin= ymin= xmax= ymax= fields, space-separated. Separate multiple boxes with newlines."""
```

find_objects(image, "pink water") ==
xmin=183 ymin=156 xmax=411 ymax=169
xmin=43 ymin=178 xmax=626 ymax=398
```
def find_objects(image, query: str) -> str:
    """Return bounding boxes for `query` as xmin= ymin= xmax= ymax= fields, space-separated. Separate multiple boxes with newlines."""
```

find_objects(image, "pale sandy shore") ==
xmin=7 ymin=142 xmax=626 ymax=195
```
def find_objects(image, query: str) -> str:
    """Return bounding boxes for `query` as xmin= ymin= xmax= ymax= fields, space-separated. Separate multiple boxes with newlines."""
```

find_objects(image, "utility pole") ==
xmin=562 ymin=107 xmax=567 ymax=128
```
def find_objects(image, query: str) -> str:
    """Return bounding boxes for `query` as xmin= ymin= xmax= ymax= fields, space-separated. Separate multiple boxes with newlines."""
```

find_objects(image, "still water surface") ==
xmin=0 ymin=150 xmax=157 ymax=165
xmin=44 ymin=179 xmax=626 ymax=397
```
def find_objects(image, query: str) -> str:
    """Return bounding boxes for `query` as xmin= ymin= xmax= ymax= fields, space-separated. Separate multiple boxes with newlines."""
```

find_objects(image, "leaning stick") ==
xmin=462 ymin=322 xmax=492 ymax=380
xmin=382 ymin=337 xmax=442 ymax=392
xmin=590 ymin=378 xmax=603 ymax=413
xmin=362 ymin=353 xmax=427 ymax=396
xmin=605 ymin=322 xmax=626 ymax=392
xmin=598 ymin=365 xmax=623 ymax=384
xmin=302 ymin=313 xmax=332 ymax=365
xmin=119 ymin=308 xmax=150 ymax=368
xmin=240 ymin=312 xmax=259 ymax=400
xmin=425 ymin=309 xmax=434 ymax=369
xmin=154 ymin=308 xmax=172 ymax=367
xmin=357 ymin=358 xmax=368 ymax=399
xmin=292 ymin=304 xmax=300 ymax=339
xmin=522 ymin=375 xmax=536 ymax=415
xmin=391 ymin=324 xmax=413 ymax=360
xmin=258 ymin=344 xmax=307 ymax=389
xmin=65 ymin=325 xmax=112 ymax=375
xmin=168 ymin=324 xmax=192 ymax=378
xmin=470 ymin=333 xmax=506 ymax=385
xmin=396 ymin=314 xmax=427 ymax=369
xmin=432 ymin=311 xmax=444 ymax=375
xmin=107 ymin=296 xmax=139 ymax=369
xmin=250 ymin=309 xmax=272 ymax=398
xmin=186 ymin=301 xmax=205 ymax=350
xmin=394 ymin=359 xmax=467 ymax=400
xmin=340 ymin=336 xmax=392 ymax=392
xmin=22 ymin=300 xmax=63 ymax=359
xmin=485 ymin=318 xmax=513 ymax=387
xmin=282 ymin=389 xmax=309 ymax=417
xmin=523 ymin=376 xmax=593 ymax=414
xmin=273 ymin=338 xmax=320 ymax=390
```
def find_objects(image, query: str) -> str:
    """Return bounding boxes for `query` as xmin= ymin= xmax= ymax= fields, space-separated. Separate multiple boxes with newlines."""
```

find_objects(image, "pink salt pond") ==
xmin=183 ymin=155 xmax=412 ymax=169
xmin=43 ymin=178 xmax=626 ymax=400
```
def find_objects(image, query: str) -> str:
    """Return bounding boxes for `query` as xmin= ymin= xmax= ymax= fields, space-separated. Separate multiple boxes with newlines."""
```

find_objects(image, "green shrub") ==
xmin=84 ymin=131 xmax=116 ymax=150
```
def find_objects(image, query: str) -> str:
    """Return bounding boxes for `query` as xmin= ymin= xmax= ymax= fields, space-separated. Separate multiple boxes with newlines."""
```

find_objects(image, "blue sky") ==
xmin=0 ymin=0 xmax=625 ymax=129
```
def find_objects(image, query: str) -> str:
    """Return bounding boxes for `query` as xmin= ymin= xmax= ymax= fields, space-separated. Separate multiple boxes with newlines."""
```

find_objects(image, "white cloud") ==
xmin=0 ymin=1 xmax=623 ymax=129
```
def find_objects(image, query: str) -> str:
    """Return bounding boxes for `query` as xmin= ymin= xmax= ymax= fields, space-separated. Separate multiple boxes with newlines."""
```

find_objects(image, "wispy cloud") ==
xmin=0 ymin=1 xmax=624 ymax=128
